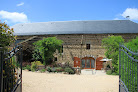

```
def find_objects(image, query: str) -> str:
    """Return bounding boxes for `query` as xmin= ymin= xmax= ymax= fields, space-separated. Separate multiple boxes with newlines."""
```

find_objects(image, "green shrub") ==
xmin=46 ymin=67 xmax=52 ymax=72
xmin=22 ymin=67 xmax=26 ymax=70
xmin=106 ymin=70 xmax=112 ymax=75
xmin=31 ymin=62 xmax=37 ymax=72
xmin=26 ymin=65 xmax=31 ymax=71
xmin=112 ymin=72 xmax=118 ymax=75
xmin=56 ymin=67 xmax=64 ymax=72
xmin=40 ymin=69 xmax=46 ymax=73
xmin=35 ymin=61 xmax=43 ymax=66
xmin=64 ymin=67 xmax=74 ymax=74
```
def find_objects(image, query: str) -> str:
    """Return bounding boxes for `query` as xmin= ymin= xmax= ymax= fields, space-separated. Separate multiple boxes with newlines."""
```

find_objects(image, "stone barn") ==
xmin=12 ymin=20 xmax=138 ymax=70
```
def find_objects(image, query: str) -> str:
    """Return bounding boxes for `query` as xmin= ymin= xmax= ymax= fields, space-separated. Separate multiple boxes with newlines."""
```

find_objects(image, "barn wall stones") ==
xmin=55 ymin=34 xmax=138 ymax=65
xmin=17 ymin=33 xmax=138 ymax=66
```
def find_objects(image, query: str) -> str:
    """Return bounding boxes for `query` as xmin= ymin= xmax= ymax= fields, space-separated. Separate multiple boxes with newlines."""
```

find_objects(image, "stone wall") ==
xmin=56 ymin=34 xmax=106 ymax=65
xmin=55 ymin=34 xmax=138 ymax=65
xmin=16 ymin=33 xmax=138 ymax=65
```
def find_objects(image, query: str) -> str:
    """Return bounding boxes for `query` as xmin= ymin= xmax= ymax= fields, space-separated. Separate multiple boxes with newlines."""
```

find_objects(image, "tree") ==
xmin=0 ymin=22 xmax=15 ymax=48
xmin=0 ymin=22 xmax=16 ymax=91
xmin=33 ymin=37 xmax=63 ymax=65
xmin=102 ymin=35 xmax=124 ymax=73
xmin=125 ymin=36 xmax=138 ymax=51
xmin=124 ymin=36 xmax=138 ymax=68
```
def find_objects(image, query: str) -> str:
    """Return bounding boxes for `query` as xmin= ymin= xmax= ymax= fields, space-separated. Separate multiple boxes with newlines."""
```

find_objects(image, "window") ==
xmin=86 ymin=44 xmax=90 ymax=49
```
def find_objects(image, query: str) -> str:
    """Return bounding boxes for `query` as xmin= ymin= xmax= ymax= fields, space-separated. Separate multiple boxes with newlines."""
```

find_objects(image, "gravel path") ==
xmin=22 ymin=70 xmax=119 ymax=92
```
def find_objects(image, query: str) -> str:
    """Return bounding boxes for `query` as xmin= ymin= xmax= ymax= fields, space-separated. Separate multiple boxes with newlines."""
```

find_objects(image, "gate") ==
xmin=0 ymin=45 xmax=23 ymax=92
xmin=119 ymin=44 xmax=138 ymax=92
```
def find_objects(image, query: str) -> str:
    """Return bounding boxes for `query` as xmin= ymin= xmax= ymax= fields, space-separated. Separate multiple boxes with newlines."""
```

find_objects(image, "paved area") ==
xmin=22 ymin=70 xmax=119 ymax=92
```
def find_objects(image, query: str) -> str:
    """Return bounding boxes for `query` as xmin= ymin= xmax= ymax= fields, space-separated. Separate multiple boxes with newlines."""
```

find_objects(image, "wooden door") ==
xmin=74 ymin=57 xmax=80 ymax=67
xmin=96 ymin=57 xmax=103 ymax=70
xmin=81 ymin=57 xmax=95 ymax=69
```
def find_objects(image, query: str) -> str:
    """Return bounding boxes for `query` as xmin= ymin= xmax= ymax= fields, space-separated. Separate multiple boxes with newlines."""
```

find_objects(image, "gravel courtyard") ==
xmin=22 ymin=70 xmax=119 ymax=92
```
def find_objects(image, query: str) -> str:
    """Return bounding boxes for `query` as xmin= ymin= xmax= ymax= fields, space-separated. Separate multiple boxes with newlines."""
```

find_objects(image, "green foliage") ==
xmin=0 ymin=21 xmax=15 ymax=48
xmin=120 ymin=51 xmax=137 ymax=91
xmin=56 ymin=67 xmax=64 ymax=72
xmin=32 ymin=49 xmax=42 ymax=62
xmin=46 ymin=67 xmax=52 ymax=72
xmin=35 ymin=61 xmax=43 ymax=65
xmin=125 ymin=36 xmax=138 ymax=51
xmin=30 ymin=61 xmax=44 ymax=71
xmin=31 ymin=62 xmax=37 ymax=72
xmin=26 ymin=65 xmax=31 ymax=71
xmin=33 ymin=37 xmax=63 ymax=65
xmin=64 ymin=67 xmax=75 ymax=74
xmin=22 ymin=67 xmax=26 ymax=70
xmin=102 ymin=35 xmax=124 ymax=73
xmin=40 ymin=69 xmax=46 ymax=73
xmin=120 ymin=37 xmax=138 ymax=91
xmin=106 ymin=70 xmax=112 ymax=75
xmin=3 ymin=61 xmax=16 ymax=91
xmin=112 ymin=72 xmax=118 ymax=75
xmin=22 ymin=65 xmax=31 ymax=71
xmin=0 ymin=22 xmax=16 ymax=91
xmin=46 ymin=66 xmax=75 ymax=74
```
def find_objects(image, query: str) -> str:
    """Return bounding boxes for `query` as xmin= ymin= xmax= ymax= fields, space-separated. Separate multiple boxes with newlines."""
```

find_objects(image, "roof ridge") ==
xmin=11 ymin=20 xmax=132 ymax=27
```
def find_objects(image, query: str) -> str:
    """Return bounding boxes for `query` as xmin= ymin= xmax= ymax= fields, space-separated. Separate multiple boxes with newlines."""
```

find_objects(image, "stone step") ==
xmin=81 ymin=69 xmax=96 ymax=75
xmin=81 ymin=69 xmax=106 ymax=75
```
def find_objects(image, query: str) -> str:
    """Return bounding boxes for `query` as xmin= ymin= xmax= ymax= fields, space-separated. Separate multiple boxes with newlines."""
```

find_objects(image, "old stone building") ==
xmin=12 ymin=20 xmax=138 ymax=70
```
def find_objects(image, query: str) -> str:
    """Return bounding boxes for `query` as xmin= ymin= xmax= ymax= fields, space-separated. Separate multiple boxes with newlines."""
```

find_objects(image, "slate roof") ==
xmin=11 ymin=20 xmax=138 ymax=36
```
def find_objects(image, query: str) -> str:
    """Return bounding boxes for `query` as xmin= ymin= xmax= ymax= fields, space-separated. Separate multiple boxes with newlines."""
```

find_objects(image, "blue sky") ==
xmin=0 ymin=0 xmax=138 ymax=26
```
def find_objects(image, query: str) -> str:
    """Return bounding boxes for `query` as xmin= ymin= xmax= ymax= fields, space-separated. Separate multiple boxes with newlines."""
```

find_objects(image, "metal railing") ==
xmin=0 ymin=45 xmax=22 ymax=92
xmin=119 ymin=44 xmax=138 ymax=92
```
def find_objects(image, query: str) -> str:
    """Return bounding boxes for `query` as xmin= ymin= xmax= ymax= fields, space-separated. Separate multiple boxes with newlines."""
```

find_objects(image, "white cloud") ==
xmin=121 ymin=8 xmax=138 ymax=20
xmin=0 ymin=10 xmax=29 ymax=23
xmin=17 ymin=2 xmax=24 ymax=6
